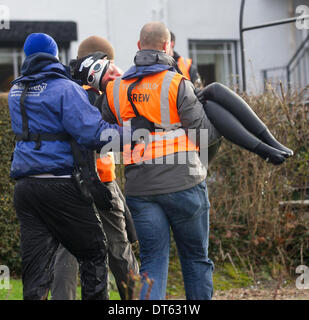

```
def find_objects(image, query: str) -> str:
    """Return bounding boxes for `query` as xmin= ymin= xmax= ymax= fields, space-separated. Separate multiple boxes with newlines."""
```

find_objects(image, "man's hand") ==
xmin=194 ymin=87 xmax=207 ymax=105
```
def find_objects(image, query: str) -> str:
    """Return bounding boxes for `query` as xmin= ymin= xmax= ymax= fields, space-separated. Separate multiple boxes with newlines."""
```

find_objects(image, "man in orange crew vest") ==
xmin=51 ymin=36 xmax=139 ymax=300
xmin=96 ymin=22 xmax=218 ymax=300
xmin=169 ymin=31 xmax=202 ymax=88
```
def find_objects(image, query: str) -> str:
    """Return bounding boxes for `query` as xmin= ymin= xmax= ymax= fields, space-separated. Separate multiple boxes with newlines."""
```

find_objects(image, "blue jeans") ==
xmin=126 ymin=180 xmax=213 ymax=300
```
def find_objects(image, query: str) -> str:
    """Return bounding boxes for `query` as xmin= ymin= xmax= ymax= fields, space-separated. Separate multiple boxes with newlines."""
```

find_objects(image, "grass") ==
xmin=0 ymin=259 xmax=284 ymax=300
xmin=0 ymin=279 xmax=23 ymax=300
xmin=213 ymin=263 xmax=254 ymax=291
xmin=166 ymin=256 xmax=255 ymax=298
xmin=0 ymin=278 xmax=121 ymax=300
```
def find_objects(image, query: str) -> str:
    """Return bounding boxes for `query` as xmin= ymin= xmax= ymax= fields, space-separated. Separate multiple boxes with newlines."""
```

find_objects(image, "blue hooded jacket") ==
xmin=9 ymin=53 xmax=123 ymax=179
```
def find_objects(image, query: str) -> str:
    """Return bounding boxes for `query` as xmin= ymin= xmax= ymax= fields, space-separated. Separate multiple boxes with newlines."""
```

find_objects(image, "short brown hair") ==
xmin=77 ymin=35 xmax=115 ymax=60
xmin=139 ymin=22 xmax=170 ymax=50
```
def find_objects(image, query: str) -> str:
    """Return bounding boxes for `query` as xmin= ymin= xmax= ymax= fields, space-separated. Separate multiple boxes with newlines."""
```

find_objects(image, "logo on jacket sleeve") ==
xmin=10 ymin=83 xmax=48 ymax=97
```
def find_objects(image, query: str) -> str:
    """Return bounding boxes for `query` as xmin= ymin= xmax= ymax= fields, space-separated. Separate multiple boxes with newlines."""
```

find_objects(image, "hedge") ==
xmin=207 ymin=86 xmax=309 ymax=274
xmin=0 ymin=94 xmax=20 ymax=275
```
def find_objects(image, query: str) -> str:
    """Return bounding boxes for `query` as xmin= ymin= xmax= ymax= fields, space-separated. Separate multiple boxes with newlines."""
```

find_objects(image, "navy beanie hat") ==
xmin=24 ymin=33 xmax=58 ymax=57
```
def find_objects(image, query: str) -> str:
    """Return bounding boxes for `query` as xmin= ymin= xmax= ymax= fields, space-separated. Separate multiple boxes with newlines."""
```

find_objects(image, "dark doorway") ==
xmin=198 ymin=64 xmax=215 ymax=87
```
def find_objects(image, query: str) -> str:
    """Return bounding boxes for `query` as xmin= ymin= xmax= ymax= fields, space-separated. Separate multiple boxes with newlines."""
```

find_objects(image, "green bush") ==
xmin=207 ymin=86 xmax=309 ymax=274
xmin=0 ymin=94 xmax=20 ymax=276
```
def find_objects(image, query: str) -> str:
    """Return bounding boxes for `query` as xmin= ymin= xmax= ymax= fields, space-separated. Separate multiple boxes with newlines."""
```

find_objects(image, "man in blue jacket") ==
xmin=9 ymin=33 xmax=125 ymax=300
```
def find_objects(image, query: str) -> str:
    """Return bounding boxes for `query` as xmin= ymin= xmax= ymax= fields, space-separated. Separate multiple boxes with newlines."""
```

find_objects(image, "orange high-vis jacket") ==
xmin=83 ymin=85 xmax=116 ymax=182
xmin=105 ymin=70 xmax=198 ymax=165
xmin=96 ymin=152 xmax=116 ymax=182
xmin=177 ymin=57 xmax=192 ymax=80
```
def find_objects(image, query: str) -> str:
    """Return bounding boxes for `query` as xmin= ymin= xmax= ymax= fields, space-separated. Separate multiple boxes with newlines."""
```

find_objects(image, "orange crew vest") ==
xmin=177 ymin=57 xmax=192 ymax=80
xmin=83 ymin=85 xmax=116 ymax=182
xmin=105 ymin=70 xmax=198 ymax=165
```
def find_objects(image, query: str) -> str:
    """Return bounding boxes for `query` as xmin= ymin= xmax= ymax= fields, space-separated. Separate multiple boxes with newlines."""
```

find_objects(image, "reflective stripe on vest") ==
xmin=112 ymin=77 xmax=123 ymax=125
xmin=177 ymin=56 xmax=192 ymax=80
xmin=106 ymin=70 xmax=198 ymax=164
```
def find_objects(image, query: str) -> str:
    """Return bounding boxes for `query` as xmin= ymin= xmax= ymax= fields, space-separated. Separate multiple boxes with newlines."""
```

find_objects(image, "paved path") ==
xmin=213 ymin=286 xmax=309 ymax=300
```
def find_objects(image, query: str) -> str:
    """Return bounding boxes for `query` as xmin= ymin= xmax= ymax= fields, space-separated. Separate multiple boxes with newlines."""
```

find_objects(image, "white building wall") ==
xmin=167 ymin=0 xmax=241 ymax=56
xmin=2 ymin=0 xmax=308 ymax=92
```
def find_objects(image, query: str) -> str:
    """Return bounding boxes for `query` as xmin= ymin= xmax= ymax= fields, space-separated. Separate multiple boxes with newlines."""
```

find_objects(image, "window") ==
xmin=0 ymin=47 xmax=69 ymax=92
xmin=0 ymin=49 xmax=24 ymax=92
xmin=0 ymin=21 xmax=77 ymax=92
xmin=189 ymin=40 xmax=239 ymax=88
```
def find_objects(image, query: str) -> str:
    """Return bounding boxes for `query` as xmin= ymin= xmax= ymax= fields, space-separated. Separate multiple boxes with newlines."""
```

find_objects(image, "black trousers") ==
xmin=14 ymin=177 xmax=109 ymax=300
xmin=50 ymin=181 xmax=139 ymax=300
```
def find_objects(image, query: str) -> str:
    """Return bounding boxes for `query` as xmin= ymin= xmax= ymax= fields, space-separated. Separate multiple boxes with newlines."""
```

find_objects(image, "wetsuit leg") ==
xmin=51 ymin=244 xmax=79 ymax=300
xmin=99 ymin=181 xmax=139 ymax=300
xmin=205 ymin=100 xmax=288 ymax=165
xmin=201 ymin=83 xmax=293 ymax=156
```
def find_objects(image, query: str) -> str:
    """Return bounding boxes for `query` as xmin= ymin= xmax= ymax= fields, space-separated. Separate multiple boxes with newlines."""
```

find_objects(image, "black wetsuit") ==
xmin=197 ymin=82 xmax=293 ymax=165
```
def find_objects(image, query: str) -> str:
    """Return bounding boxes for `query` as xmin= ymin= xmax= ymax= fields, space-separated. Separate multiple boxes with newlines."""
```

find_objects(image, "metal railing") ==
xmin=262 ymin=33 xmax=309 ymax=91
xmin=239 ymin=0 xmax=309 ymax=92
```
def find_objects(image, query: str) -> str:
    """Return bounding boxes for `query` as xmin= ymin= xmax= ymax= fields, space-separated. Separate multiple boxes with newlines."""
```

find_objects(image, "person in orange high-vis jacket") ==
xmin=96 ymin=22 xmax=218 ymax=300
xmin=169 ymin=31 xmax=202 ymax=88
xmin=51 ymin=36 xmax=139 ymax=301
xmin=68 ymin=28 xmax=293 ymax=301
xmin=176 ymin=56 xmax=192 ymax=80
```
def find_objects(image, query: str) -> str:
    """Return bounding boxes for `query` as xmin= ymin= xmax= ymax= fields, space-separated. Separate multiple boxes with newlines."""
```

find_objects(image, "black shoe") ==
xmin=254 ymin=142 xmax=289 ymax=165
